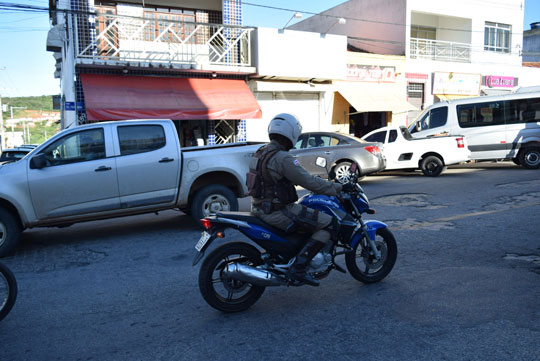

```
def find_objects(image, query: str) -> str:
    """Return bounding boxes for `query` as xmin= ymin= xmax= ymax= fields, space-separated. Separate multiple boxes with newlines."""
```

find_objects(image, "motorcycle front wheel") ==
xmin=198 ymin=242 xmax=266 ymax=313
xmin=0 ymin=262 xmax=17 ymax=321
xmin=345 ymin=227 xmax=397 ymax=284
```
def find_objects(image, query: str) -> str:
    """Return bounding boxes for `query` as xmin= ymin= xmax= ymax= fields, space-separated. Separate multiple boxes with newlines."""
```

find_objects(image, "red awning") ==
xmin=80 ymin=74 xmax=262 ymax=121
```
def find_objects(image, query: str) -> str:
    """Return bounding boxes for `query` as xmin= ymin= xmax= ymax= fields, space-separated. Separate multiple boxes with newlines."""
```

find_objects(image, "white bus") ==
xmin=408 ymin=91 xmax=540 ymax=169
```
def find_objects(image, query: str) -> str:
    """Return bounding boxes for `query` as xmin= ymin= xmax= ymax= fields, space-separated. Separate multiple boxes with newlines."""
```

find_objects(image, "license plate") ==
xmin=195 ymin=231 xmax=211 ymax=252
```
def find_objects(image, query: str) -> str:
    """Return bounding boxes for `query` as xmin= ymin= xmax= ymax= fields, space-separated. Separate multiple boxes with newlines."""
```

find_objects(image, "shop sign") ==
xmin=347 ymin=64 xmax=396 ymax=82
xmin=483 ymin=75 xmax=517 ymax=88
xmin=432 ymin=72 xmax=481 ymax=96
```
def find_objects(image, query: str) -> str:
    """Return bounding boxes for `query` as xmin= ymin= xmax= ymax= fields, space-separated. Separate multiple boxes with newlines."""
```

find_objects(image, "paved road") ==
xmin=1 ymin=161 xmax=539 ymax=361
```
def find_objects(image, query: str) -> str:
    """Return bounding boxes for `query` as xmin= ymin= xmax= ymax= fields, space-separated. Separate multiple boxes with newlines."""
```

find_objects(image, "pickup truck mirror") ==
xmin=30 ymin=154 xmax=47 ymax=169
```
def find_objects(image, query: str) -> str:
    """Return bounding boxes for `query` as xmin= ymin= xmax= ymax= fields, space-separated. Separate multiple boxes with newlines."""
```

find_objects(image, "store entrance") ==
xmin=349 ymin=110 xmax=389 ymax=138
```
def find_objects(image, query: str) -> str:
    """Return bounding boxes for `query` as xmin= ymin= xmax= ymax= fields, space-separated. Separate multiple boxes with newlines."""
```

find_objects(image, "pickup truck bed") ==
xmin=362 ymin=126 xmax=471 ymax=176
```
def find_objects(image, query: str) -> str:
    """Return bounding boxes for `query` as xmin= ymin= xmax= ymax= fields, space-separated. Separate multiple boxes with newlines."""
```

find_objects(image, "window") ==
xmin=388 ymin=130 xmax=398 ymax=143
xmin=411 ymin=25 xmax=436 ymax=40
xmin=505 ymin=98 xmax=540 ymax=124
xmin=411 ymin=107 xmax=448 ymax=133
xmin=118 ymin=125 xmax=166 ymax=155
xmin=294 ymin=134 xmax=307 ymax=149
xmin=41 ymin=129 xmax=106 ymax=166
xmin=457 ymin=101 xmax=505 ymax=128
xmin=484 ymin=22 xmax=511 ymax=53
xmin=307 ymin=135 xmax=333 ymax=148
xmin=364 ymin=131 xmax=387 ymax=143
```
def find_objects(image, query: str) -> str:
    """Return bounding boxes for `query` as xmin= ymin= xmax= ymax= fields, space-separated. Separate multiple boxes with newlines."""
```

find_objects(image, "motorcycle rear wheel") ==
xmin=345 ymin=227 xmax=397 ymax=284
xmin=0 ymin=262 xmax=17 ymax=321
xmin=198 ymin=242 xmax=265 ymax=313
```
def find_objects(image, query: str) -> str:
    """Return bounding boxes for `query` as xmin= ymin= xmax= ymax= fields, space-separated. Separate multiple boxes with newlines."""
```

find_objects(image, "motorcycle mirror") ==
xmin=350 ymin=162 xmax=358 ymax=173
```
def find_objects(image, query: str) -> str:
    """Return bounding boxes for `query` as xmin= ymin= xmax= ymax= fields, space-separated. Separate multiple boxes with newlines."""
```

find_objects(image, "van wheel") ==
xmin=420 ymin=156 xmax=445 ymax=177
xmin=0 ymin=208 xmax=21 ymax=258
xmin=190 ymin=185 xmax=239 ymax=222
xmin=518 ymin=147 xmax=540 ymax=169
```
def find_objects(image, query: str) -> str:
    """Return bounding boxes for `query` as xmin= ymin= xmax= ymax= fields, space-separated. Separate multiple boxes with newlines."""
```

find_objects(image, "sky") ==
xmin=0 ymin=0 xmax=539 ymax=97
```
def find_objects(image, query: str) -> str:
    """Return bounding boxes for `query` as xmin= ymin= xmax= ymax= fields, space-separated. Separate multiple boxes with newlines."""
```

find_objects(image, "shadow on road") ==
xmin=16 ymin=210 xmax=201 ymax=255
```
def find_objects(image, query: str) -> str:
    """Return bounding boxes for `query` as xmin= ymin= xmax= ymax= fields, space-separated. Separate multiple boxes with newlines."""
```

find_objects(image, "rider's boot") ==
xmin=289 ymin=239 xmax=325 ymax=286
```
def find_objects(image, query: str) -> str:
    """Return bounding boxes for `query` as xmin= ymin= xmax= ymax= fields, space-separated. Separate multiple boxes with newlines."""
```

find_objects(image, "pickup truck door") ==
xmin=112 ymin=122 xmax=181 ymax=208
xmin=365 ymin=129 xmax=414 ymax=170
xmin=27 ymin=126 xmax=121 ymax=219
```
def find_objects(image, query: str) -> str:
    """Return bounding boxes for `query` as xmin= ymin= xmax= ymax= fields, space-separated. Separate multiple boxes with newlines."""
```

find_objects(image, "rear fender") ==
xmin=350 ymin=220 xmax=388 ymax=247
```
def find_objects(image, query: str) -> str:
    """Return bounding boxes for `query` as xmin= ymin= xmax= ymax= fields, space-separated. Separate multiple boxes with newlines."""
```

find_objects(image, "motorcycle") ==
xmin=0 ymin=262 xmax=17 ymax=321
xmin=193 ymin=162 xmax=397 ymax=313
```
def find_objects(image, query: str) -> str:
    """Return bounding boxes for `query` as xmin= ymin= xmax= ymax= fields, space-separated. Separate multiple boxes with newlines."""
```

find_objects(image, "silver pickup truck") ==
xmin=0 ymin=119 xmax=261 ymax=256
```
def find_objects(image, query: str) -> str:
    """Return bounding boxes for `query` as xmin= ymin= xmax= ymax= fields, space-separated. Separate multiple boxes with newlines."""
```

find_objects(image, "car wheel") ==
xmin=333 ymin=161 xmax=364 ymax=183
xmin=518 ymin=147 xmax=540 ymax=169
xmin=420 ymin=155 xmax=445 ymax=177
xmin=333 ymin=162 xmax=353 ymax=184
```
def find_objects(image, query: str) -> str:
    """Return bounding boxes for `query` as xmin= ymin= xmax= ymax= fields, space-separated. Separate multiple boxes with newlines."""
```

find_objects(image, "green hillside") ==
xmin=1 ymin=95 xmax=61 ymax=146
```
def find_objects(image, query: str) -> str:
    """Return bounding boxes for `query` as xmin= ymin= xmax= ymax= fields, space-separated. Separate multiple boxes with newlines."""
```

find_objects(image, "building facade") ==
xmin=290 ymin=0 xmax=540 ymax=127
xmin=47 ymin=0 xmax=261 ymax=146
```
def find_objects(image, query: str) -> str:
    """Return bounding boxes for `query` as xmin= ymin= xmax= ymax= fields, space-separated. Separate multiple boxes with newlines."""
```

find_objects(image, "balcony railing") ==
xmin=410 ymin=38 xmax=471 ymax=63
xmin=72 ymin=12 xmax=254 ymax=69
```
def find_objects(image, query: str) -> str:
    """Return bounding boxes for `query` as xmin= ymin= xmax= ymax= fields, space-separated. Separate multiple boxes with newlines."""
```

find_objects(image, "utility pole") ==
xmin=0 ymin=67 xmax=5 ymax=150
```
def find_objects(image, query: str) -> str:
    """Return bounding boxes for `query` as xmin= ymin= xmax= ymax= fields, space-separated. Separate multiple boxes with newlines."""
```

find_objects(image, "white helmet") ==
xmin=268 ymin=113 xmax=303 ymax=147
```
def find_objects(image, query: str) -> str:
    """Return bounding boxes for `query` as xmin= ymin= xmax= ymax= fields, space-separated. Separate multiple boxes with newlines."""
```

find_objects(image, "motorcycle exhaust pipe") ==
xmin=223 ymin=263 xmax=285 ymax=287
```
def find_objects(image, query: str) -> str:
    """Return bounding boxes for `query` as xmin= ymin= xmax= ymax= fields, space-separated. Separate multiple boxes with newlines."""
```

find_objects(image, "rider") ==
xmin=247 ymin=113 xmax=353 ymax=286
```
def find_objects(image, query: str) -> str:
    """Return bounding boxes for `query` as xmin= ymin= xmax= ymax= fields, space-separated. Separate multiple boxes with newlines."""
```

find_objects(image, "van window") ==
xmin=410 ymin=106 xmax=448 ymax=133
xmin=505 ymin=98 xmax=540 ymax=124
xmin=457 ymin=101 xmax=504 ymax=128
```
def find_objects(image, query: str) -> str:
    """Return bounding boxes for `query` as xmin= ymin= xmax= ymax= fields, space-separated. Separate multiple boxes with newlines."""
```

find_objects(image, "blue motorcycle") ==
xmin=193 ymin=163 xmax=397 ymax=313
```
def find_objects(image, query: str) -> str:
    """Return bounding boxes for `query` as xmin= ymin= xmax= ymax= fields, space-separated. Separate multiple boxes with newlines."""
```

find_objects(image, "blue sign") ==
xmin=65 ymin=102 xmax=75 ymax=111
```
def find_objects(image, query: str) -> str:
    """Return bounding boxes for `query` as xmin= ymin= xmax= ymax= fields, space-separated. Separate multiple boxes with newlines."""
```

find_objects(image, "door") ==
xmin=27 ymin=127 xmax=120 ymax=220
xmin=113 ymin=122 xmax=181 ymax=209
xmin=291 ymin=133 xmax=340 ymax=177
xmin=455 ymin=100 xmax=507 ymax=159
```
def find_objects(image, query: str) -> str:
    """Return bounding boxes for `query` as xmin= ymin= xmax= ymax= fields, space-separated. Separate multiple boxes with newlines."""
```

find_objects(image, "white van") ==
xmin=408 ymin=92 xmax=540 ymax=169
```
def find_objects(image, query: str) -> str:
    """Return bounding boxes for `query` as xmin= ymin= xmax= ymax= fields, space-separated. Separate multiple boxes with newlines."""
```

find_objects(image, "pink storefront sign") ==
xmin=485 ymin=75 xmax=515 ymax=88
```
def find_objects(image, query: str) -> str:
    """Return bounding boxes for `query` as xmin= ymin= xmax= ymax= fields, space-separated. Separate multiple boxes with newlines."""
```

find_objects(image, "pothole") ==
xmin=386 ymin=218 xmax=455 ymax=231
xmin=371 ymin=194 xmax=446 ymax=209
xmin=487 ymin=192 xmax=540 ymax=210
xmin=496 ymin=179 xmax=540 ymax=189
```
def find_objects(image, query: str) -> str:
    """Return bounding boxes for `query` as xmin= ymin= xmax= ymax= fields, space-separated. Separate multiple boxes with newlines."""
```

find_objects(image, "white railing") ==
xmin=72 ymin=12 xmax=253 ymax=68
xmin=410 ymin=38 xmax=471 ymax=63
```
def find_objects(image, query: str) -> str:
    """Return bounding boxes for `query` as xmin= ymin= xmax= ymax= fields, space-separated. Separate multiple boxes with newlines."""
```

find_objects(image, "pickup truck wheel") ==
xmin=0 ymin=209 xmax=21 ymax=258
xmin=420 ymin=156 xmax=445 ymax=177
xmin=191 ymin=185 xmax=239 ymax=221
xmin=518 ymin=147 xmax=540 ymax=169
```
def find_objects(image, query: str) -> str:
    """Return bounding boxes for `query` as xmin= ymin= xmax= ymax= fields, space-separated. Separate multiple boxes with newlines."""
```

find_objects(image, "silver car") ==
xmin=291 ymin=132 xmax=386 ymax=183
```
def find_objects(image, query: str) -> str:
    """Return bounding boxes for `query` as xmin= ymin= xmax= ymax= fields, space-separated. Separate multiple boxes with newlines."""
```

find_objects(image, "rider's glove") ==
xmin=341 ymin=182 xmax=356 ymax=193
